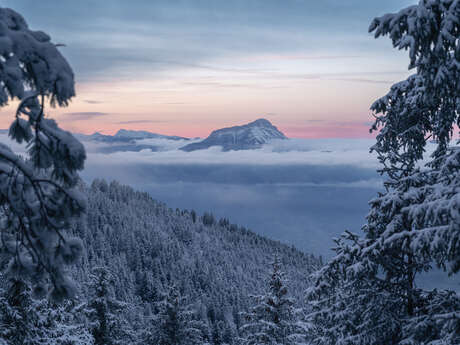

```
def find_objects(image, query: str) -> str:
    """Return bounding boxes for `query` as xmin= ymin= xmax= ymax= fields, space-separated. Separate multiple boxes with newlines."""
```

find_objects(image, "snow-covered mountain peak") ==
xmin=248 ymin=118 xmax=273 ymax=127
xmin=114 ymin=129 xmax=156 ymax=139
xmin=180 ymin=118 xmax=287 ymax=151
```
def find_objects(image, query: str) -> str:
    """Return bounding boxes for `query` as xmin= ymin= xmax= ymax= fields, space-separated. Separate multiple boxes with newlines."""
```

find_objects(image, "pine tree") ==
xmin=306 ymin=232 xmax=403 ymax=345
xmin=85 ymin=267 xmax=129 ymax=345
xmin=307 ymin=1 xmax=460 ymax=344
xmin=0 ymin=274 xmax=93 ymax=345
xmin=0 ymin=278 xmax=43 ymax=345
xmin=143 ymin=284 xmax=204 ymax=345
xmin=240 ymin=258 xmax=306 ymax=345
xmin=367 ymin=2 xmax=460 ymax=342
xmin=0 ymin=7 xmax=86 ymax=300
xmin=37 ymin=300 xmax=94 ymax=345
xmin=368 ymin=0 xmax=459 ymax=164
xmin=367 ymin=0 xmax=460 ymax=283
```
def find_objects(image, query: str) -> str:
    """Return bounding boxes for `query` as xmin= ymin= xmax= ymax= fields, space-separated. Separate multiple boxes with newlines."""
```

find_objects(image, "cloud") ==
xmin=0 ymin=131 xmax=434 ymax=258
xmin=84 ymin=100 xmax=104 ymax=104
xmin=79 ymin=136 xmax=439 ymax=184
xmin=116 ymin=120 xmax=172 ymax=124
xmin=152 ymin=60 xmax=275 ymax=74
xmin=76 ymin=136 xmax=385 ymax=256
xmin=81 ymin=137 xmax=380 ymax=169
xmin=301 ymin=120 xmax=369 ymax=125
xmin=5 ymin=0 xmax=411 ymax=84
xmin=287 ymin=70 xmax=406 ymax=81
xmin=79 ymin=162 xmax=381 ymax=257
xmin=181 ymin=80 xmax=286 ymax=89
xmin=333 ymin=78 xmax=393 ymax=84
xmin=243 ymin=54 xmax=362 ymax=62
xmin=60 ymin=112 xmax=109 ymax=121
xmin=0 ymin=131 xmax=405 ymax=258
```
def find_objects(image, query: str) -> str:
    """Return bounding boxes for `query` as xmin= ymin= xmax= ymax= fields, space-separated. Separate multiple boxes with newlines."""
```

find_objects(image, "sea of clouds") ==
xmin=80 ymin=135 xmax=384 ymax=257
xmin=3 ymin=132 xmax=456 ymax=289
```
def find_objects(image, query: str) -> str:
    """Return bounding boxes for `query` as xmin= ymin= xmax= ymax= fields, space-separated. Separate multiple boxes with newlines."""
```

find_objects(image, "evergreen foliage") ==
xmin=0 ymin=275 xmax=92 ymax=345
xmin=0 ymin=278 xmax=42 ymax=345
xmin=0 ymin=7 xmax=86 ymax=300
xmin=143 ymin=284 xmax=204 ymax=345
xmin=240 ymin=257 xmax=307 ymax=345
xmin=36 ymin=300 xmax=94 ymax=345
xmin=69 ymin=179 xmax=319 ymax=343
xmin=85 ymin=267 xmax=130 ymax=345
xmin=307 ymin=1 xmax=460 ymax=344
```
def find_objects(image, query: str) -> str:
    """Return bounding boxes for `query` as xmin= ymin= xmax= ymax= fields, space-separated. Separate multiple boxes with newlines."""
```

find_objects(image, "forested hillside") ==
xmin=63 ymin=179 xmax=319 ymax=343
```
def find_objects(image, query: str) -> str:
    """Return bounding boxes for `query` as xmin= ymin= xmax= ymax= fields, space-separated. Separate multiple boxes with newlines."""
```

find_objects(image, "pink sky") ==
xmin=1 ymin=0 xmax=418 ymax=139
xmin=0 ymin=68 xmax=404 ymax=139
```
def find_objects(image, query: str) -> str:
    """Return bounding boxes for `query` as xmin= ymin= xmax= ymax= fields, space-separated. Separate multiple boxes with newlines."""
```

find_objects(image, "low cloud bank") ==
xmin=84 ymin=137 xmax=381 ymax=170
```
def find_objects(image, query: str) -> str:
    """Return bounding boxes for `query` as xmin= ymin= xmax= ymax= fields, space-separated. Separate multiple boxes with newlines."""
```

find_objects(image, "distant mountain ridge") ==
xmin=180 ymin=118 xmax=287 ymax=152
xmin=75 ymin=129 xmax=190 ymax=153
xmin=71 ymin=118 xmax=287 ymax=153
xmin=80 ymin=129 xmax=189 ymax=143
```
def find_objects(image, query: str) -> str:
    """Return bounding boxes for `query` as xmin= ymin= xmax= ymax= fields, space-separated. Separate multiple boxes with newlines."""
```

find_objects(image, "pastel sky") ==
xmin=0 ymin=0 xmax=415 ymax=138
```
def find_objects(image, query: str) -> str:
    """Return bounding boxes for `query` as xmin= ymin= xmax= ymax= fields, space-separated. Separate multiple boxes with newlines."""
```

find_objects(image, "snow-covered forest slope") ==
xmin=70 ymin=180 xmax=320 ymax=336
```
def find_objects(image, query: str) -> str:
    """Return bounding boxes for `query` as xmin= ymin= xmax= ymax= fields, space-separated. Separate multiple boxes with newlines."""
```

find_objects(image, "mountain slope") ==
xmin=180 ymin=118 xmax=287 ymax=151
xmin=70 ymin=180 xmax=319 ymax=341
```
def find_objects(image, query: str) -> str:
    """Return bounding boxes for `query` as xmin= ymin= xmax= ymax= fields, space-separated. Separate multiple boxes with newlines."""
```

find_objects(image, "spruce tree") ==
xmin=306 ymin=232 xmax=403 ymax=345
xmin=37 ymin=300 xmax=94 ymax=345
xmin=143 ymin=284 xmax=204 ymax=345
xmin=307 ymin=1 xmax=460 ymax=344
xmin=85 ymin=267 xmax=128 ymax=345
xmin=0 ymin=274 xmax=93 ymax=345
xmin=240 ymin=258 xmax=306 ymax=345
xmin=0 ymin=278 xmax=42 ymax=345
